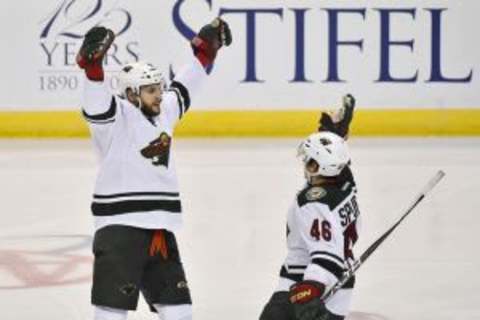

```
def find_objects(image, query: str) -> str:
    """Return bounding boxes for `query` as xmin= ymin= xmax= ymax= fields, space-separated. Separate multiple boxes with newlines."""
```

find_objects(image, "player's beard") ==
xmin=140 ymin=101 xmax=161 ymax=118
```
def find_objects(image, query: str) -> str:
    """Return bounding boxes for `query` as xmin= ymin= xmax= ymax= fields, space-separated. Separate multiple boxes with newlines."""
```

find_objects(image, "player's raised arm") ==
xmin=76 ymin=27 xmax=116 ymax=123
xmin=163 ymin=18 xmax=232 ymax=125
xmin=191 ymin=17 xmax=232 ymax=69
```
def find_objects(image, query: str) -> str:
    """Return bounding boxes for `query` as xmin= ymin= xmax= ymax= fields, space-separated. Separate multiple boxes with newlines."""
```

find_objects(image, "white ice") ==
xmin=0 ymin=138 xmax=479 ymax=320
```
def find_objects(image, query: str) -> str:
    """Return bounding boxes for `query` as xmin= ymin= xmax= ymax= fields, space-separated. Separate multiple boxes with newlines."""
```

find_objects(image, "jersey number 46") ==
xmin=310 ymin=219 xmax=332 ymax=241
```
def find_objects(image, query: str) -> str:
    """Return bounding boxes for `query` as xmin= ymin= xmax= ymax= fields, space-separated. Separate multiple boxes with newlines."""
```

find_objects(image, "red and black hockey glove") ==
xmin=191 ymin=17 xmax=232 ymax=68
xmin=319 ymin=94 xmax=356 ymax=139
xmin=289 ymin=281 xmax=330 ymax=320
xmin=76 ymin=26 xmax=115 ymax=81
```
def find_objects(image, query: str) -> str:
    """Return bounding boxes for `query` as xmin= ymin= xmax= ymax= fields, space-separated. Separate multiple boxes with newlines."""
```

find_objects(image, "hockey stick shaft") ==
xmin=323 ymin=170 xmax=446 ymax=301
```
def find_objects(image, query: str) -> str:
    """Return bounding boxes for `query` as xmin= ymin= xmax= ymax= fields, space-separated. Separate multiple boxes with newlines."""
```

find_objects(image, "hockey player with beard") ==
xmin=76 ymin=18 xmax=231 ymax=320
xmin=259 ymin=95 xmax=359 ymax=320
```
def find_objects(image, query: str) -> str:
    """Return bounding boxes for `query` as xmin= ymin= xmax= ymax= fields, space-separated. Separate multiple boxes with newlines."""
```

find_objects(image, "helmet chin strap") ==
xmin=132 ymin=87 xmax=142 ymax=110
xmin=304 ymin=165 xmax=316 ymax=185
xmin=304 ymin=169 xmax=312 ymax=183
xmin=136 ymin=96 xmax=144 ymax=112
xmin=134 ymin=90 xmax=149 ymax=114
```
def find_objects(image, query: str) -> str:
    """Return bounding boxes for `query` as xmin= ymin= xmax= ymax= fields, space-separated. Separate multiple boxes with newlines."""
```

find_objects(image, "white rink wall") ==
xmin=0 ymin=0 xmax=478 ymax=110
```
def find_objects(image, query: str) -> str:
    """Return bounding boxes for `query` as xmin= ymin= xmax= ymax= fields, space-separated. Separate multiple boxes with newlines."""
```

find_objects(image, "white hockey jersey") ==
xmin=81 ymin=58 xmax=207 ymax=232
xmin=275 ymin=169 xmax=361 ymax=316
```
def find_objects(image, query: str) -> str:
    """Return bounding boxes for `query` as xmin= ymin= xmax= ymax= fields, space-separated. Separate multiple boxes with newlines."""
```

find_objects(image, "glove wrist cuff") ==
xmin=83 ymin=62 xmax=105 ymax=82
xmin=289 ymin=281 xmax=326 ymax=304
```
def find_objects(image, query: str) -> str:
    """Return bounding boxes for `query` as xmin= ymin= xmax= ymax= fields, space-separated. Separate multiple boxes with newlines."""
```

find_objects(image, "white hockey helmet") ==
xmin=297 ymin=131 xmax=350 ymax=180
xmin=117 ymin=61 xmax=167 ymax=97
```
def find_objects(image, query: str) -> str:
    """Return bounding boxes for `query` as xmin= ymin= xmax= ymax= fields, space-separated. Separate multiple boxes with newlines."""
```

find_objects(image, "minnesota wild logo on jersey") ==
xmin=140 ymin=132 xmax=172 ymax=167
xmin=305 ymin=187 xmax=327 ymax=201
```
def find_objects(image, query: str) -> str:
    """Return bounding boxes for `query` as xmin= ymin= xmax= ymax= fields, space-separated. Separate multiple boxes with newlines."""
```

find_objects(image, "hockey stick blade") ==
xmin=323 ymin=170 xmax=446 ymax=301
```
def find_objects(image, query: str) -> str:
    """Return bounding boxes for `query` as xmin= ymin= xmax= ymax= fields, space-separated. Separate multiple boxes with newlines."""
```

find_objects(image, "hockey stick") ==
xmin=323 ymin=170 xmax=446 ymax=302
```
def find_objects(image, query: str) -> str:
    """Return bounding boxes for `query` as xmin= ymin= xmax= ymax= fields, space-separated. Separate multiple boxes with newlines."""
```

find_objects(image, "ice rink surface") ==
xmin=0 ymin=138 xmax=479 ymax=320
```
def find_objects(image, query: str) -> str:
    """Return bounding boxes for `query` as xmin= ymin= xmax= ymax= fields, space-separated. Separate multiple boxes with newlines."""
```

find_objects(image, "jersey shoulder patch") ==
xmin=297 ymin=181 xmax=355 ymax=210
xmin=306 ymin=187 xmax=327 ymax=201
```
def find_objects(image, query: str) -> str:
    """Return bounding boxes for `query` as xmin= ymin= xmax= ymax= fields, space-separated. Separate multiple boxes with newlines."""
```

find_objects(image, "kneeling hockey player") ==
xmin=260 ymin=95 xmax=359 ymax=320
